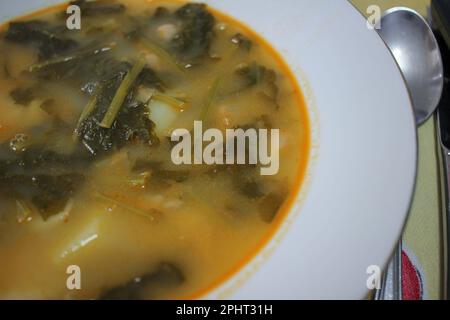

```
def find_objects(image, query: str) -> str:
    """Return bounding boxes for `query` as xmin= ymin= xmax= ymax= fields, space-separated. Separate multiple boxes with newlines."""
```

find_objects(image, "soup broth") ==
xmin=0 ymin=0 xmax=309 ymax=299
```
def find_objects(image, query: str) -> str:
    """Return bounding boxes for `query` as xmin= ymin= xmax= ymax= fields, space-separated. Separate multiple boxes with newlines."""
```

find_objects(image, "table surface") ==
xmin=352 ymin=0 xmax=428 ymax=16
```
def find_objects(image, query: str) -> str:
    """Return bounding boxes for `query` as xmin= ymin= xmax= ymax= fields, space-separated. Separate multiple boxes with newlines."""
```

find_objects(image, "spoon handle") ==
xmin=375 ymin=241 xmax=403 ymax=300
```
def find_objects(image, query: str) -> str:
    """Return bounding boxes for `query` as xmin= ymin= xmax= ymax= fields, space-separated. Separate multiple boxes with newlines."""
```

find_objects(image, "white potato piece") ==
xmin=157 ymin=24 xmax=178 ymax=41
xmin=149 ymin=99 xmax=179 ymax=137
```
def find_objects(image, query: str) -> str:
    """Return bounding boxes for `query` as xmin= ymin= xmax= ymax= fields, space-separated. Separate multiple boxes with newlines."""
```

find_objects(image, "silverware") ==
xmin=375 ymin=6 xmax=444 ymax=300
xmin=374 ymin=241 xmax=403 ymax=300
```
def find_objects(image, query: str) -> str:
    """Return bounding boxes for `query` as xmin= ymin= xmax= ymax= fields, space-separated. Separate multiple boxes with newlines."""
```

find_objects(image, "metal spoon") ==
xmin=375 ymin=7 xmax=444 ymax=299
xmin=378 ymin=7 xmax=444 ymax=125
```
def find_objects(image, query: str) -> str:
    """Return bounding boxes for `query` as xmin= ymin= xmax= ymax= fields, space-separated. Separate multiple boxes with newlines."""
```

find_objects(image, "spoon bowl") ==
xmin=378 ymin=7 xmax=444 ymax=125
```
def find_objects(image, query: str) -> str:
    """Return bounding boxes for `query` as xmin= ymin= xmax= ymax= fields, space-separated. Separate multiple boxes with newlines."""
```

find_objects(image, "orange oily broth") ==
xmin=0 ymin=0 xmax=309 ymax=299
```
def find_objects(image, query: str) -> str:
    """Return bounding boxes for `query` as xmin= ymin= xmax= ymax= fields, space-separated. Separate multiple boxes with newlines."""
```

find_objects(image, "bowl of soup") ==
xmin=0 ymin=0 xmax=416 ymax=299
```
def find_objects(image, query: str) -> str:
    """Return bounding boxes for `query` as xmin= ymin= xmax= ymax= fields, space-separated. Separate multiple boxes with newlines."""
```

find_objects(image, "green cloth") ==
xmin=351 ymin=0 xmax=441 ymax=299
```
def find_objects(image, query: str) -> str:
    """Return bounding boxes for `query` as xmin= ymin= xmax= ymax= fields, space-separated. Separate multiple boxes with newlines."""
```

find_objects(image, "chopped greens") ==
xmin=0 ymin=172 xmax=85 ymax=220
xmin=138 ymin=67 xmax=166 ymax=92
xmin=69 ymin=0 xmax=126 ymax=16
xmin=94 ymin=191 xmax=156 ymax=221
xmin=5 ymin=20 xmax=78 ymax=60
xmin=15 ymin=199 xmax=34 ymax=223
xmin=10 ymin=87 xmax=35 ymax=106
xmin=74 ymin=57 xmax=161 ymax=156
xmin=231 ymin=33 xmax=253 ymax=51
xmin=200 ymin=77 xmax=221 ymax=122
xmin=235 ymin=62 xmax=267 ymax=88
xmin=73 ymin=86 xmax=103 ymax=141
xmin=171 ymin=3 xmax=216 ymax=64
xmin=258 ymin=190 xmax=288 ymax=223
xmin=28 ymin=42 xmax=116 ymax=73
xmin=152 ymin=92 xmax=186 ymax=110
xmin=100 ymin=262 xmax=185 ymax=300
xmin=221 ymin=62 xmax=280 ymax=108
xmin=100 ymin=55 xmax=147 ymax=128
xmin=139 ymin=36 xmax=186 ymax=72
xmin=76 ymin=101 xmax=159 ymax=156
xmin=0 ymin=118 xmax=94 ymax=221
xmin=0 ymin=0 xmax=301 ymax=301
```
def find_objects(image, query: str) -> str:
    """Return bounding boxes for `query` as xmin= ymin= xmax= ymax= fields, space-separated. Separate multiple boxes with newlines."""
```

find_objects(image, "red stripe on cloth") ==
xmin=402 ymin=250 xmax=423 ymax=300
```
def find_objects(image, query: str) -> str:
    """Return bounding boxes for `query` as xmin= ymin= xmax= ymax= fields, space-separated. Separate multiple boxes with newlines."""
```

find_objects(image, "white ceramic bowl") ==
xmin=0 ymin=0 xmax=417 ymax=299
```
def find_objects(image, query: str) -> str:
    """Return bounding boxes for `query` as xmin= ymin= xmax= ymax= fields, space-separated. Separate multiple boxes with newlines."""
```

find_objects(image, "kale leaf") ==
xmin=235 ymin=62 xmax=272 ymax=89
xmin=5 ymin=20 xmax=78 ymax=60
xmin=171 ymin=3 xmax=216 ymax=64
xmin=226 ymin=62 xmax=279 ymax=107
xmin=75 ymin=59 xmax=160 ymax=156
xmin=77 ymin=100 xmax=159 ymax=156
xmin=30 ymin=43 xmax=117 ymax=90
xmin=70 ymin=0 xmax=126 ymax=16
xmin=0 ymin=173 xmax=84 ymax=220
xmin=10 ymin=87 xmax=36 ymax=106
xmin=231 ymin=33 xmax=252 ymax=51
xmin=100 ymin=262 xmax=185 ymax=300
xmin=0 ymin=142 xmax=92 ymax=220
